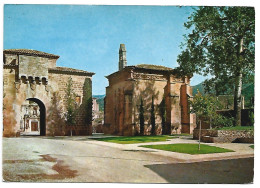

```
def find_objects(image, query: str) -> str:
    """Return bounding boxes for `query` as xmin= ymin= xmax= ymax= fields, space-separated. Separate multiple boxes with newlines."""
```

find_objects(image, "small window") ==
xmin=75 ymin=96 xmax=81 ymax=104
xmin=33 ymin=107 xmax=37 ymax=116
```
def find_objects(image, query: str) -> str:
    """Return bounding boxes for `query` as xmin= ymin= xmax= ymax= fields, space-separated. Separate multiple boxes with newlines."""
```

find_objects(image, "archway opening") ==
xmin=20 ymin=98 xmax=46 ymax=136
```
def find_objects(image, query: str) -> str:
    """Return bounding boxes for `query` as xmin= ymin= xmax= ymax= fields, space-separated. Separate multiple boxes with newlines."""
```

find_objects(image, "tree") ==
xmin=159 ymin=97 xmax=166 ymax=135
xmin=47 ymin=92 xmax=65 ymax=136
xmin=177 ymin=7 xmax=255 ymax=126
xmin=139 ymin=98 xmax=144 ymax=136
xmin=151 ymin=96 xmax=156 ymax=135
xmin=83 ymin=78 xmax=93 ymax=126
xmin=65 ymin=77 xmax=77 ymax=135
xmin=190 ymin=91 xmax=223 ymax=149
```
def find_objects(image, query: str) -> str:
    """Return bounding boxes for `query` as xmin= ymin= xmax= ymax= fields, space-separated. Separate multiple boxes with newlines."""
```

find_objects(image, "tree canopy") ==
xmin=190 ymin=91 xmax=233 ymax=128
xmin=177 ymin=6 xmax=255 ymax=126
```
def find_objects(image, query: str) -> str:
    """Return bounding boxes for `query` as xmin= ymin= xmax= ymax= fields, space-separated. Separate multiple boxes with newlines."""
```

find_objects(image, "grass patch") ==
xmin=214 ymin=126 xmax=254 ymax=131
xmin=250 ymin=145 xmax=254 ymax=149
xmin=140 ymin=143 xmax=234 ymax=154
xmin=170 ymin=133 xmax=191 ymax=136
xmin=91 ymin=135 xmax=175 ymax=144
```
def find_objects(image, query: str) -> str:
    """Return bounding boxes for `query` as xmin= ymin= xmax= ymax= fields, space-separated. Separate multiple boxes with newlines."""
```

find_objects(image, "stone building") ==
xmin=92 ymin=97 xmax=100 ymax=120
xmin=103 ymin=44 xmax=195 ymax=136
xmin=92 ymin=97 xmax=99 ymax=112
xmin=20 ymin=100 xmax=40 ymax=135
xmin=3 ymin=49 xmax=94 ymax=137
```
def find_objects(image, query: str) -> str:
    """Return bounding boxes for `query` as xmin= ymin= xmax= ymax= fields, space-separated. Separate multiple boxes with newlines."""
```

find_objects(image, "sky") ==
xmin=4 ymin=5 xmax=208 ymax=95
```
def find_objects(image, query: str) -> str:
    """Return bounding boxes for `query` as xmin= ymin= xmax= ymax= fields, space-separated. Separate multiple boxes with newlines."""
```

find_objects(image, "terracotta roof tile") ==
xmin=106 ymin=64 xmax=175 ymax=78
xmin=4 ymin=49 xmax=60 ymax=59
xmin=133 ymin=64 xmax=173 ymax=71
xmin=49 ymin=66 xmax=95 ymax=76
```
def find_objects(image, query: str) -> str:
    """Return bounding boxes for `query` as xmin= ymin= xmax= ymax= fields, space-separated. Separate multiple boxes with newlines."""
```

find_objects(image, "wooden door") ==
xmin=31 ymin=122 xmax=38 ymax=131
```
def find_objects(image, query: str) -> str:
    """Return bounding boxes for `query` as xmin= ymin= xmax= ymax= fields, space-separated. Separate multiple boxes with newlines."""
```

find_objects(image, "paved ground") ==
xmin=2 ymin=135 xmax=254 ymax=183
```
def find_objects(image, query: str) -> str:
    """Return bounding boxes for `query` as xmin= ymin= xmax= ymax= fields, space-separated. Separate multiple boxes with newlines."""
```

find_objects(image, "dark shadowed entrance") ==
xmin=28 ymin=98 xmax=46 ymax=136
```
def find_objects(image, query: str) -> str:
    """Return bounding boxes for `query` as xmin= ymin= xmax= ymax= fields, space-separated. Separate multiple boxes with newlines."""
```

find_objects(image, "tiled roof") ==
xmin=106 ymin=64 xmax=175 ymax=78
xmin=4 ymin=49 xmax=60 ymax=59
xmin=133 ymin=64 xmax=173 ymax=71
xmin=49 ymin=66 xmax=95 ymax=76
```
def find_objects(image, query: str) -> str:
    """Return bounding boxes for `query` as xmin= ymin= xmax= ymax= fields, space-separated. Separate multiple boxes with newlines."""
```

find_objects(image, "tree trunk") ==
xmin=234 ymin=37 xmax=244 ymax=126
xmin=234 ymin=71 xmax=242 ymax=126
xmin=198 ymin=120 xmax=201 ymax=151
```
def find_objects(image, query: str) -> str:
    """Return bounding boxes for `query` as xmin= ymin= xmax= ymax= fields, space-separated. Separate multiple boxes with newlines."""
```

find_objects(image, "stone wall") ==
xmin=104 ymin=44 xmax=195 ymax=136
xmin=193 ymin=129 xmax=254 ymax=143
xmin=132 ymin=77 xmax=168 ymax=135
xmin=104 ymin=67 xmax=195 ymax=136
xmin=193 ymin=129 xmax=218 ymax=139
xmin=48 ymin=72 xmax=93 ymax=135
xmin=3 ymin=50 xmax=94 ymax=137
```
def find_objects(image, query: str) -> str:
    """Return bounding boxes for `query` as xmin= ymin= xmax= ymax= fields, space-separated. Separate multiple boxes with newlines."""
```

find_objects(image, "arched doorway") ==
xmin=20 ymin=98 xmax=46 ymax=136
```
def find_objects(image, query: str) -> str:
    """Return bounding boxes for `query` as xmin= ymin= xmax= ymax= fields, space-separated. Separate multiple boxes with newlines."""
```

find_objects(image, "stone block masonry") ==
xmin=104 ymin=44 xmax=196 ymax=136
xmin=193 ymin=129 xmax=254 ymax=143
xmin=3 ymin=49 xmax=95 ymax=137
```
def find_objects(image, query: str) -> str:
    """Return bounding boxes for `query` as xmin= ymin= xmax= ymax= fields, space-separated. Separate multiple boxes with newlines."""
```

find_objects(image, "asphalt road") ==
xmin=2 ymin=137 xmax=254 ymax=183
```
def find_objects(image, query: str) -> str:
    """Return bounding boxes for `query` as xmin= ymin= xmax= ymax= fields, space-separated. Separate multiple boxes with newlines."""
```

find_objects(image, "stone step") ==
xmin=201 ymin=135 xmax=254 ymax=143
xmin=201 ymin=136 xmax=214 ymax=143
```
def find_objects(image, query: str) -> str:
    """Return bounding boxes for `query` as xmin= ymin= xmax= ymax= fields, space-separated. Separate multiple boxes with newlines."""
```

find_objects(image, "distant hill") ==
xmin=192 ymin=82 xmax=205 ymax=96
xmin=192 ymin=82 xmax=254 ymax=96
xmin=192 ymin=81 xmax=254 ymax=108
xmin=93 ymin=94 xmax=105 ymax=111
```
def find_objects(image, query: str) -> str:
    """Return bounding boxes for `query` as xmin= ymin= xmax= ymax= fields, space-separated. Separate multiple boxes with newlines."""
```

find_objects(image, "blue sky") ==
xmin=4 ymin=5 xmax=207 ymax=95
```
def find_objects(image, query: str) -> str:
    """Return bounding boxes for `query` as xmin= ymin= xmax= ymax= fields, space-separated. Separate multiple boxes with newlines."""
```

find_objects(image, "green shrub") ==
xmin=214 ymin=115 xmax=234 ymax=128
xmin=248 ymin=111 xmax=254 ymax=126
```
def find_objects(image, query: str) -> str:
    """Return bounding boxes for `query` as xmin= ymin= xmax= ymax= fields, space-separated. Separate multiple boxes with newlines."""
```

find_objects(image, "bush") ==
xmin=214 ymin=115 xmax=234 ymax=128
xmin=248 ymin=111 xmax=254 ymax=126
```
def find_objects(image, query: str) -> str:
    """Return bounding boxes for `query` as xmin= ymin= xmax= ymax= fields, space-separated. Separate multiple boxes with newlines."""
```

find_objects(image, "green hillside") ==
xmin=192 ymin=82 xmax=205 ymax=96
xmin=93 ymin=95 xmax=105 ymax=111
xmin=192 ymin=81 xmax=254 ymax=108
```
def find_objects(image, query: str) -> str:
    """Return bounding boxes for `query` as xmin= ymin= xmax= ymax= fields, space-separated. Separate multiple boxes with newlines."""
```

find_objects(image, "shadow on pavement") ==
xmin=144 ymin=157 xmax=254 ymax=184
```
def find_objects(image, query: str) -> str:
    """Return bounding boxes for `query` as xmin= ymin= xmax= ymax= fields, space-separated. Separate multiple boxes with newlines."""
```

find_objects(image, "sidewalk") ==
xmin=86 ymin=135 xmax=254 ymax=163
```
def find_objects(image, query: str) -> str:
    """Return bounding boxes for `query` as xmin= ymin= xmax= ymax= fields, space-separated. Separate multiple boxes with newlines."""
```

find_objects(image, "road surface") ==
xmin=2 ymin=137 xmax=254 ymax=183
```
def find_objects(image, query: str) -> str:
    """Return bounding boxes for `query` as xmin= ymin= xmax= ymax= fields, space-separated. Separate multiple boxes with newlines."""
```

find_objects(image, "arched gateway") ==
xmin=20 ymin=98 xmax=46 ymax=136
xmin=3 ymin=49 xmax=95 ymax=137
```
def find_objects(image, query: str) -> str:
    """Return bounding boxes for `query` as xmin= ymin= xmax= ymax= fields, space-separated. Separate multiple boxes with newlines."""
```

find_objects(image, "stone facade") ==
xmin=103 ymin=44 xmax=196 ymax=136
xmin=3 ymin=49 xmax=94 ymax=137
xmin=20 ymin=100 xmax=40 ymax=135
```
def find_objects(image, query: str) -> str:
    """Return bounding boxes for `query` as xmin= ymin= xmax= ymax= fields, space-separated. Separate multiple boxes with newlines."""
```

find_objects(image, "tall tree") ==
xmin=65 ymin=77 xmax=77 ymax=135
xmin=190 ymin=91 xmax=224 ymax=149
xmin=139 ymin=98 xmax=144 ymax=136
xmin=159 ymin=97 xmax=166 ymax=135
xmin=151 ymin=96 xmax=156 ymax=135
xmin=177 ymin=7 xmax=255 ymax=126
xmin=83 ymin=78 xmax=93 ymax=126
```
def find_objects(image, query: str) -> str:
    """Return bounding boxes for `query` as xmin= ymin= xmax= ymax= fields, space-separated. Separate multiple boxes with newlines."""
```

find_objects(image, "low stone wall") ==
xmin=193 ymin=129 xmax=218 ymax=139
xmin=217 ymin=130 xmax=253 ymax=143
xmin=193 ymin=129 xmax=254 ymax=143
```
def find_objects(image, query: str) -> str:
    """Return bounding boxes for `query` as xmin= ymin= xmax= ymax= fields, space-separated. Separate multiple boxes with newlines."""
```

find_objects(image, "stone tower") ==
xmin=118 ymin=44 xmax=127 ymax=71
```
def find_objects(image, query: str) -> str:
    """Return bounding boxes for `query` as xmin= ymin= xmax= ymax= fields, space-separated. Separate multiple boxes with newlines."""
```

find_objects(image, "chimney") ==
xmin=119 ymin=44 xmax=127 ymax=71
